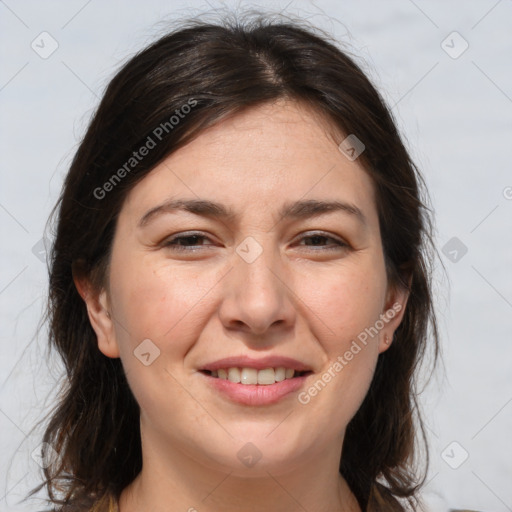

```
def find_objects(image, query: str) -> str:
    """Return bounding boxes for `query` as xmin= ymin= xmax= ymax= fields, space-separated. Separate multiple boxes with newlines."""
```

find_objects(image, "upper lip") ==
xmin=199 ymin=355 xmax=313 ymax=372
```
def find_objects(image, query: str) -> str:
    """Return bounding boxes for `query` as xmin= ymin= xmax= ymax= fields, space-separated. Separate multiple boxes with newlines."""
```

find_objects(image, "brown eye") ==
xmin=163 ymin=232 xmax=214 ymax=251
xmin=297 ymin=232 xmax=348 ymax=250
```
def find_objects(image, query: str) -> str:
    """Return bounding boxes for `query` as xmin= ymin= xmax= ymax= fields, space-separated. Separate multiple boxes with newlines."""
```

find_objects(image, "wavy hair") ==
xmin=26 ymin=11 xmax=440 ymax=512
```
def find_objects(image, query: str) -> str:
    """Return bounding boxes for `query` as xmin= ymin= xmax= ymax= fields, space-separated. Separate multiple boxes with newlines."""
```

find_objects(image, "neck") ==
xmin=119 ymin=426 xmax=361 ymax=512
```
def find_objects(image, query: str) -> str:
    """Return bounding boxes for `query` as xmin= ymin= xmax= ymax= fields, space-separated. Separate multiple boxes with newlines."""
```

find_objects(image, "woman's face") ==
xmin=84 ymin=100 xmax=407 ymax=476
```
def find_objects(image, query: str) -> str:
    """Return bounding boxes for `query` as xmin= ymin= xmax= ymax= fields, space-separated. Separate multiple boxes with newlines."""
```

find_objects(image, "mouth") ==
xmin=200 ymin=367 xmax=313 ymax=385
xmin=197 ymin=356 xmax=314 ymax=405
xmin=198 ymin=367 xmax=313 ymax=406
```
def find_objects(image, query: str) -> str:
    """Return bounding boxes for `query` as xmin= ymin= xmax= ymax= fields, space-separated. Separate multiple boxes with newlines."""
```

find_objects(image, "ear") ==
xmin=378 ymin=275 xmax=411 ymax=354
xmin=73 ymin=274 xmax=120 ymax=358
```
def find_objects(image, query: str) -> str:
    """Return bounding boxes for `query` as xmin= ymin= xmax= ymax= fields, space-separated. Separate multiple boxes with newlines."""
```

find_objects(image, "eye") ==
xmin=295 ymin=232 xmax=349 ymax=251
xmin=163 ymin=232 xmax=215 ymax=251
xmin=162 ymin=231 xmax=349 ymax=253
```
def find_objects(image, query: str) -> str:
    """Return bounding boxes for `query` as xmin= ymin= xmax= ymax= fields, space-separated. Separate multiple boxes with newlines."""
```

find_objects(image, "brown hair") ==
xmin=27 ymin=11 xmax=440 ymax=512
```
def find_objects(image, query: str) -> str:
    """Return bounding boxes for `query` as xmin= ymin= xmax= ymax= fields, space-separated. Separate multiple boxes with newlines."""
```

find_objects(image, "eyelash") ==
xmin=163 ymin=232 xmax=348 ymax=252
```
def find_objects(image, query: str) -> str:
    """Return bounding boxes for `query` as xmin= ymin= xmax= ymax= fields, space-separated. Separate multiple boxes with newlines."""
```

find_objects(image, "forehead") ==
xmin=120 ymin=100 xmax=378 ymax=227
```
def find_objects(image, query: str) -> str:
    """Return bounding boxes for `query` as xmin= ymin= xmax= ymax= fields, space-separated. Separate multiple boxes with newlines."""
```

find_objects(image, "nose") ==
xmin=218 ymin=237 xmax=296 ymax=339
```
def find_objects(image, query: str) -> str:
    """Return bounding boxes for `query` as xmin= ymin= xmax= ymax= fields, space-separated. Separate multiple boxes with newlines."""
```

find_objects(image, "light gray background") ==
xmin=1 ymin=1 xmax=511 ymax=511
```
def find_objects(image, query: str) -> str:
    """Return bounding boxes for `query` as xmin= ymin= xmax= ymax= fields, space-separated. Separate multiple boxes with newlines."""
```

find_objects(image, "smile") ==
xmin=199 ymin=369 xmax=313 ymax=406
xmin=202 ymin=367 xmax=310 ymax=385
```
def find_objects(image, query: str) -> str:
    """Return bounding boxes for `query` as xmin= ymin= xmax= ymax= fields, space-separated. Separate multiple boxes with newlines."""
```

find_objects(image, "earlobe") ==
xmin=378 ymin=282 xmax=410 ymax=354
xmin=73 ymin=275 xmax=120 ymax=359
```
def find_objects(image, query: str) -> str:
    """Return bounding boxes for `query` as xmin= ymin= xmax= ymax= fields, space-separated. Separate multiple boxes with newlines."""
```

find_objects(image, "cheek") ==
xmin=110 ymin=253 xmax=214 ymax=340
xmin=297 ymin=262 xmax=387 ymax=349
xmin=108 ymin=253 xmax=227 ymax=404
xmin=293 ymin=262 xmax=386 ymax=416
xmin=108 ymin=256 xmax=211 ymax=414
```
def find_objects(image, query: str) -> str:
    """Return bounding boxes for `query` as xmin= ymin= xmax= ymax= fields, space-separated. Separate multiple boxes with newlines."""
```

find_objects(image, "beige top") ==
xmin=85 ymin=494 xmax=482 ymax=512
xmin=89 ymin=493 xmax=119 ymax=512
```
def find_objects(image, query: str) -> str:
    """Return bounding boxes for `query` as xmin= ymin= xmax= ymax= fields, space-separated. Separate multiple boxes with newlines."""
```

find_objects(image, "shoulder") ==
xmin=86 ymin=492 xmax=118 ymax=512
xmin=89 ymin=493 xmax=118 ymax=512
xmin=50 ymin=492 xmax=118 ymax=512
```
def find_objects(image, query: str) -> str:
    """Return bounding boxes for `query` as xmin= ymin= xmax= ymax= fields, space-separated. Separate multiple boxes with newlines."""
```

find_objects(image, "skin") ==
xmin=76 ymin=99 xmax=409 ymax=512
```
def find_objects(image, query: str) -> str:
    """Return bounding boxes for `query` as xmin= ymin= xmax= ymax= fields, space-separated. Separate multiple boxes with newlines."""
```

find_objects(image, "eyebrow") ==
xmin=138 ymin=198 xmax=367 ymax=228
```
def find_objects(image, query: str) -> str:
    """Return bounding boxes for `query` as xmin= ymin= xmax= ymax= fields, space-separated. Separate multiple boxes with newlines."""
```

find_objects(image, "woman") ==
xmin=27 ymin=12 xmax=439 ymax=512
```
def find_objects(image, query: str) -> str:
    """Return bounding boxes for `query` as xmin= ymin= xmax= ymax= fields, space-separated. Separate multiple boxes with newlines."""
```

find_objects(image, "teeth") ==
xmin=241 ymin=368 xmax=258 ymax=385
xmin=228 ymin=367 xmax=241 ymax=383
xmin=274 ymin=367 xmax=286 ymax=382
xmin=211 ymin=367 xmax=299 ymax=385
xmin=257 ymin=368 xmax=275 ymax=385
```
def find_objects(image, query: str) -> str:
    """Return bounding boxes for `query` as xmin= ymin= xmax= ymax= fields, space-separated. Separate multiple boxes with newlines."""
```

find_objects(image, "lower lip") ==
xmin=200 ymin=372 xmax=310 ymax=406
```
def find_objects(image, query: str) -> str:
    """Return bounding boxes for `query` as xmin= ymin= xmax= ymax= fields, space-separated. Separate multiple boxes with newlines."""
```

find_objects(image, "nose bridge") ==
xmin=239 ymin=234 xmax=279 ymax=286
xmin=219 ymin=233 xmax=295 ymax=334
